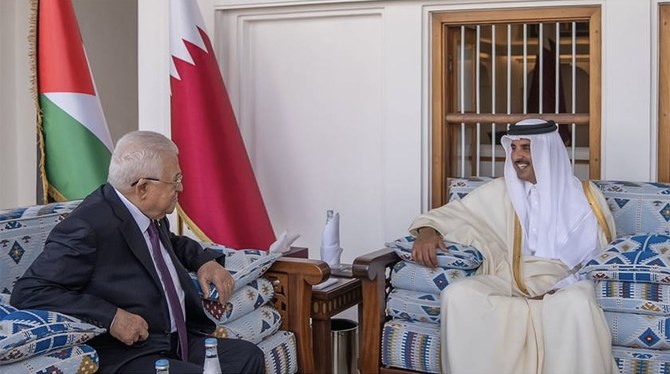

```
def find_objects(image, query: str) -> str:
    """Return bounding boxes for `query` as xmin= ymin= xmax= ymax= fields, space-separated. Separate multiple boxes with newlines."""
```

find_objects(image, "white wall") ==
xmin=0 ymin=0 xmax=665 ymax=263
xmin=209 ymin=2 xmax=425 ymax=261
xmin=601 ymin=0 xmax=654 ymax=181
xmin=0 ymin=0 xmax=34 ymax=209
xmin=191 ymin=0 xmax=661 ymax=260
xmin=0 ymin=0 xmax=136 ymax=209
xmin=72 ymin=0 xmax=138 ymax=142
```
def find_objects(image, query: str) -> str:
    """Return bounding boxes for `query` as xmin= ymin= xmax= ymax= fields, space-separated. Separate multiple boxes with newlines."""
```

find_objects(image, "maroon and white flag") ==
xmin=169 ymin=0 xmax=275 ymax=249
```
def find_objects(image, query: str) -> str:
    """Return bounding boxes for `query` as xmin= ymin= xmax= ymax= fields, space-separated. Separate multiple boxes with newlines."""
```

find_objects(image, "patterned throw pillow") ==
xmin=390 ymin=260 xmax=476 ymax=294
xmin=211 ymin=305 xmax=282 ymax=344
xmin=446 ymin=177 xmax=494 ymax=203
xmin=190 ymin=254 xmax=281 ymax=299
xmin=386 ymin=236 xmax=483 ymax=270
xmin=381 ymin=319 xmax=441 ymax=374
xmin=386 ymin=288 xmax=441 ymax=324
xmin=581 ymin=233 xmax=670 ymax=284
xmin=612 ymin=345 xmax=670 ymax=374
xmin=0 ymin=344 xmax=98 ymax=374
xmin=595 ymin=280 xmax=670 ymax=316
xmin=593 ymin=180 xmax=670 ymax=237
xmin=0 ymin=201 xmax=81 ymax=295
xmin=197 ymin=244 xmax=281 ymax=292
xmin=606 ymin=311 xmax=670 ymax=350
xmin=0 ymin=306 xmax=105 ymax=364
xmin=201 ymin=278 xmax=275 ymax=324
xmin=257 ymin=331 xmax=297 ymax=374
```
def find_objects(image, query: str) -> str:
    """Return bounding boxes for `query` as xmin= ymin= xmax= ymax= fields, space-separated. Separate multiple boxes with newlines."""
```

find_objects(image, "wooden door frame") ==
xmin=659 ymin=4 xmax=670 ymax=182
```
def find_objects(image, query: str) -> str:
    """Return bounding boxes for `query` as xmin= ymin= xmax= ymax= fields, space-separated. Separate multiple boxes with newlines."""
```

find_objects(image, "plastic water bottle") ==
xmin=203 ymin=338 xmax=222 ymax=374
xmin=155 ymin=358 xmax=169 ymax=374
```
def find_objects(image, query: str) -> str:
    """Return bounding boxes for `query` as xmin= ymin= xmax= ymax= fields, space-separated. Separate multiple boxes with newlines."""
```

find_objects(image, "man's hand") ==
xmin=411 ymin=227 xmax=447 ymax=268
xmin=197 ymin=260 xmax=235 ymax=304
xmin=110 ymin=308 xmax=149 ymax=346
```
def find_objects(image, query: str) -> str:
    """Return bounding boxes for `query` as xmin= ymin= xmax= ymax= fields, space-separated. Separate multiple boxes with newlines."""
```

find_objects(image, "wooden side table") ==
xmin=311 ymin=267 xmax=362 ymax=374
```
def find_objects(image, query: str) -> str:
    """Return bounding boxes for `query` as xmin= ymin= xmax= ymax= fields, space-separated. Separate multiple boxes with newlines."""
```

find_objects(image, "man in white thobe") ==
xmin=411 ymin=119 xmax=617 ymax=374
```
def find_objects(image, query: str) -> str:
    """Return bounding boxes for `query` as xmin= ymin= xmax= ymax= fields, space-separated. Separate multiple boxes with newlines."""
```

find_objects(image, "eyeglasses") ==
xmin=131 ymin=175 xmax=183 ymax=187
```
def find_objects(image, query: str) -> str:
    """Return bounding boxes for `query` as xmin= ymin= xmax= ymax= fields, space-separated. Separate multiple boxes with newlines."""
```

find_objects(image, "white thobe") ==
xmin=409 ymin=177 xmax=617 ymax=374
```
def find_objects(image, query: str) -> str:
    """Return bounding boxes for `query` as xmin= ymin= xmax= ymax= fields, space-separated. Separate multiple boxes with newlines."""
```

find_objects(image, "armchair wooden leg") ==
xmin=267 ymin=257 xmax=330 ymax=374
xmin=353 ymin=248 xmax=400 ymax=374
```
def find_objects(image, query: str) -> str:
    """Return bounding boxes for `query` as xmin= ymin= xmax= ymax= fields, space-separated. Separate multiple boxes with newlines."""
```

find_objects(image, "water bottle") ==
xmin=203 ymin=338 xmax=222 ymax=374
xmin=155 ymin=358 xmax=169 ymax=374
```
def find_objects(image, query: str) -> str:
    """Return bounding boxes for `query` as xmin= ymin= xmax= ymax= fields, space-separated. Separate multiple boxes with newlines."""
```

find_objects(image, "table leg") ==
xmin=312 ymin=318 xmax=332 ymax=374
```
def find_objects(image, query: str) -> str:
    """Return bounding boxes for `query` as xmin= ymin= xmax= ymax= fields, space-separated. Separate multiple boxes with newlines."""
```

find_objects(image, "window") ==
xmin=431 ymin=7 xmax=602 ymax=207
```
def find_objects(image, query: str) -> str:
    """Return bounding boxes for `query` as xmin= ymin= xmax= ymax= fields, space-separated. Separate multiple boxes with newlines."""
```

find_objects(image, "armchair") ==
xmin=353 ymin=248 xmax=402 ymax=373
xmin=0 ymin=200 xmax=329 ymax=374
xmin=353 ymin=177 xmax=670 ymax=373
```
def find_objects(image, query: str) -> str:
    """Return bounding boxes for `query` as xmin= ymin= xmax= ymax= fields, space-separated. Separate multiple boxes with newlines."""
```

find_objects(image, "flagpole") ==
xmin=29 ymin=0 xmax=49 ymax=204
xmin=177 ymin=210 xmax=183 ymax=236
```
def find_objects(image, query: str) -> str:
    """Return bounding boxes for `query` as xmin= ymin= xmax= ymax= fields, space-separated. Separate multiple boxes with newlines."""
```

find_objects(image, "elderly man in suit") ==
xmin=11 ymin=131 xmax=265 ymax=373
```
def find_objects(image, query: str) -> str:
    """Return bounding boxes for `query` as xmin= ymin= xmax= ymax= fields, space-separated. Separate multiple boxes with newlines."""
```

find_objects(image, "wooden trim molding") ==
xmin=431 ymin=17 xmax=446 ymax=209
xmin=659 ymin=4 xmax=670 ymax=182
xmin=588 ymin=7 xmax=602 ymax=181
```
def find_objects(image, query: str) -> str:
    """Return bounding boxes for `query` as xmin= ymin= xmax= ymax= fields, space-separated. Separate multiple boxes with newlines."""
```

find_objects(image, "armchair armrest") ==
xmin=353 ymin=248 xmax=401 ymax=374
xmin=266 ymin=256 xmax=330 ymax=374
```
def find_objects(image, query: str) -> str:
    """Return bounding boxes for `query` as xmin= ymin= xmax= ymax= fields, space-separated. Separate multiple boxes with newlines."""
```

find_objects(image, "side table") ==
xmin=311 ymin=265 xmax=362 ymax=374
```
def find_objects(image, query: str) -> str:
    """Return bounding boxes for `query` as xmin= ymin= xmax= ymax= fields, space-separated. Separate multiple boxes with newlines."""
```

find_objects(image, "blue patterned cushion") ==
xmin=381 ymin=319 xmax=441 ymax=374
xmin=0 ymin=344 xmax=98 ymax=373
xmin=0 ymin=307 xmax=104 ymax=363
xmin=605 ymin=311 xmax=670 ymax=349
xmin=201 ymin=278 xmax=274 ymax=324
xmin=595 ymin=280 xmax=670 ymax=316
xmin=196 ymin=244 xmax=281 ymax=293
xmin=0 ymin=201 xmax=81 ymax=222
xmin=0 ymin=304 xmax=17 ymax=317
xmin=446 ymin=177 xmax=494 ymax=202
xmin=581 ymin=233 xmax=670 ymax=284
xmin=0 ymin=201 xmax=80 ymax=295
xmin=612 ymin=345 xmax=670 ymax=373
xmin=229 ymin=253 xmax=281 ymax=292
xmin=258 ymin=330 xmax=298 ymax=374
xmin=448 ymin=179 xmax=670 ymax=237
xmin=391 ymin=261 xmax=475 ymax=294
xmin=447 ymin=180 xmax=670 ymax=238
xmin=200 ymin=244 xmax=272 ymax=270
xmin=211 ymin=305 xmax=281 ymax=344
xmin=594 ymin=181 xmax=670 ymax=237
xmin=386 ymin=236 xmax=483 ymax=270
xmin=386 ymin=288 xmax=441 ymax=324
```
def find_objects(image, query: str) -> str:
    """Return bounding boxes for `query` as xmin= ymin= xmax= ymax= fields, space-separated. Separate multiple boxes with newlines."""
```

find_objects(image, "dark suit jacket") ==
xmin=10 ymin=183 xmax=223 ymax=372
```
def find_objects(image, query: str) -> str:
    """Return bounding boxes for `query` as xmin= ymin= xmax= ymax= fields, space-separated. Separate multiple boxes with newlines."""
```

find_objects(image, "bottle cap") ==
xmin=155 ymin=358 xmax=169 ymax=369
xmin=205 ymin=337 xmax=218 ymax=347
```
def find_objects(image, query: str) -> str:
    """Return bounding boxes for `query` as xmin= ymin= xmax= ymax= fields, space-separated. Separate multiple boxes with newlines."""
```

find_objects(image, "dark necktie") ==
xmin=147 ymin=220 xmax=188 ymax=361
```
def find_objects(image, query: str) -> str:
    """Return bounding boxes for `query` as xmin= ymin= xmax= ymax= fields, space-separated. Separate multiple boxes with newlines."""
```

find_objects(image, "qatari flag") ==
xmin=169 ymin=0 xmax=275 ymax=249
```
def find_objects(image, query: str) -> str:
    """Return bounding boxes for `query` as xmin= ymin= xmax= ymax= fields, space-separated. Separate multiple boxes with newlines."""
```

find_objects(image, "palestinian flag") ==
xmin=170 ymin=0 xmax=275 ymax=249
xmin=34 ymin=0 xmax=113 ymax=201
